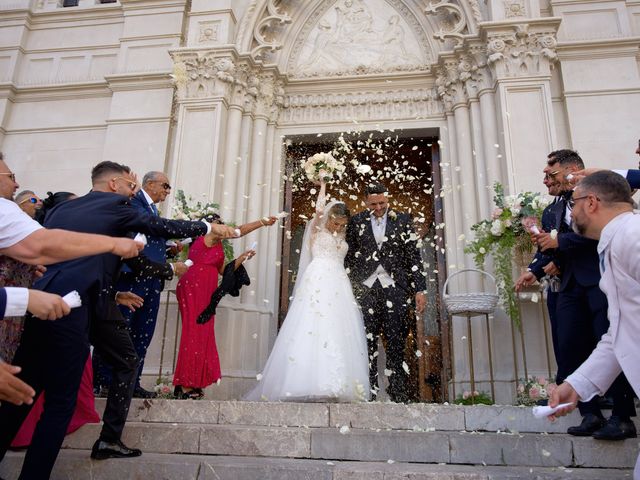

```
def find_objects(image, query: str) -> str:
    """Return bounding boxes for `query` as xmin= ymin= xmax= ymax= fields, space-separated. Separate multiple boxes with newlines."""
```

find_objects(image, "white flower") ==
xmin=490 ymin=219 xmax=505 ymax=236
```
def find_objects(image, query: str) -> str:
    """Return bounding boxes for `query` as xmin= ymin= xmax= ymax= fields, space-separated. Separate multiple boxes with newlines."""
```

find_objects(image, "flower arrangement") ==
xmin=154 ymin=376 xmax=175 ymax=399
xmin=301 ymin=152 xmax=346 ymax=182
xmin=516 ymin=376 xmax=557 ymax=406
xmin=464 ymin=183 xmax=551 ymax=327
xmin=454 ymin=390 xmax=494 ymax=406
xmin=172 ymin=189 xmax=234 ymax=264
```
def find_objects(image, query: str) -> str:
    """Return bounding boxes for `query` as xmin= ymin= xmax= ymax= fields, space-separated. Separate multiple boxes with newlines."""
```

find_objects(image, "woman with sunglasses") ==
xmin=15 ymin=190 xmax=43 ymax=220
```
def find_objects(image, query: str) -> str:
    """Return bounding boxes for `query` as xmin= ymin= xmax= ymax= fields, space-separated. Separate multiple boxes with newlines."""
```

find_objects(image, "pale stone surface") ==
xmin=463 ymin=404 xmax=581 ymax=433
xmin=572 ymin=437 xmax=639 ymax=469
xmin=450 ymin=432 xmax=572 ymax=467
xmin=199 ymin=424 xmax=311 ymax=458
xmin=219 ymin=400 xmax=329 ymax=427
xmin=1 ymin=451 xmax=634 ymax=480
xmin=310 ymin=428 xmax=450 ymax=463
xmin=330 ymin=403 xmax=465 ymax=431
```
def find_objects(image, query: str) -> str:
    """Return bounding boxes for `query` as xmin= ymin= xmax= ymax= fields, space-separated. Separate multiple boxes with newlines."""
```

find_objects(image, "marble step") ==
xmin=0 ymin=451 xmax=634 ymax=480
xmin=60 ymin=422 xmax=640 ymax=469
xmin=98 ymin=398 xmax=605 ymax=434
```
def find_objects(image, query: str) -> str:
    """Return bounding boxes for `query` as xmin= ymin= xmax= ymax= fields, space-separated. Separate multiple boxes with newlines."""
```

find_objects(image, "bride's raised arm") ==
xmin=308 ymin=180 xmax=327 ymax=236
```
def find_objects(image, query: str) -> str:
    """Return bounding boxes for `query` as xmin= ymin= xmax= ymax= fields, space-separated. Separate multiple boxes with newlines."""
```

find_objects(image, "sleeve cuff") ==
xmin=5 ymin=287 xmax=29 ymax=317
xmin=201 ymin=221 xmax=211 ymax=234
xmin=612 ymin=169 xmax=628 ymax=178
xmin=566 ymin=372 xmax=601 ymax=403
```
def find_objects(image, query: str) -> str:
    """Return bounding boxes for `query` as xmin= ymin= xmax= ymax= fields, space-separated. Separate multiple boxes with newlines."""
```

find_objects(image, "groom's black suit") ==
xmin=0 ymin=190 xmax=208 ymax=480
xmin=345 ymin=210 xmax=426 ymax=402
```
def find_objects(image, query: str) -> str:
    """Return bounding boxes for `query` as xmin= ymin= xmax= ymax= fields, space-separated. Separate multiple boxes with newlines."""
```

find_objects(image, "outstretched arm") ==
xmin=308 ymin=180 xmax=327 ymax=234
xmin=1 ymin=228 xmax=142 ymax=265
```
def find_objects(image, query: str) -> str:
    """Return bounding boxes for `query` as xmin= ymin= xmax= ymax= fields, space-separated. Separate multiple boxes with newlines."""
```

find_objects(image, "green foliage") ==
xmin=454 ymin=390 xmax=494 ymax=406
xmin=172 ymin=189 xmax=234 ymax=265
xmin=464 ymin=183 xmax=550 ymax=327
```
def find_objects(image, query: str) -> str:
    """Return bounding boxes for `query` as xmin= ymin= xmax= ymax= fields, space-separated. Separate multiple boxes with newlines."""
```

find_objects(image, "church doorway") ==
xmin=278 ymin=129 xmax=447 ymax=402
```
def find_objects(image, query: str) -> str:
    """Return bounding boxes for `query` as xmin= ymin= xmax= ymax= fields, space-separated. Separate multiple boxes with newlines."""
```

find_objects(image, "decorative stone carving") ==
xmin=170 ymin=53 xmax=238 ymax=99
xmin=280 ymin=88 xmax=443 ymax=124
xmin=250 ymin=0 xmax=292 ymax=60
xmin=503 ymin=0 xmax=525 ymax=18
xmin=288 ymin=0 xmax=431 ymax=78
xmin=424 ymin=0 xmax=469 ymax=45
xmin=485 ymin=23 xmax=559 ymax=78
xmin=199 ymin=21 xmax=220 ymax=44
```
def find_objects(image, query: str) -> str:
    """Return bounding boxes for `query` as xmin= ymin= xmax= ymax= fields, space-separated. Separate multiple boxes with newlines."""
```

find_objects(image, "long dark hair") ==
xmin=36 ymin=191 xmax=76 ymax=224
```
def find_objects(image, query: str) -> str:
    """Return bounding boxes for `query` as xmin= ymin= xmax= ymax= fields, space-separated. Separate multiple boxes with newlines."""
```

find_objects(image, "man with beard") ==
xmin=549 ymin=170 xmax=640 ymax=478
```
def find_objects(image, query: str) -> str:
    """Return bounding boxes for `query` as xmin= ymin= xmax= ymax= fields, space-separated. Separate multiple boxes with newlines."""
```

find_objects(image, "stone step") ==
xmin=60 ymin=422 xmax=640 ymax=469
xmin=100 ymin=398 xmax=609 ymax=434
xmin=0 ymin=450 xmax=634 ymax=480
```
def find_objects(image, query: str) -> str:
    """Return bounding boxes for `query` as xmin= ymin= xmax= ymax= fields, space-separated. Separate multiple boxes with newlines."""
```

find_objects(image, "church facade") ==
xmin=1 ymin=0 xmax=639 ymax=402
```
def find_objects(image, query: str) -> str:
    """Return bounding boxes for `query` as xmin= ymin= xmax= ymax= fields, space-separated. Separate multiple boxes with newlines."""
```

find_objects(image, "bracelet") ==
xmin=260 ymin=219 xmax=266 ymax=226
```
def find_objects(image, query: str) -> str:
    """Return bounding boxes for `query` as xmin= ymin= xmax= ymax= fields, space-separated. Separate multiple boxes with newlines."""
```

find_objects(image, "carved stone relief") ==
xmin=280 ymin=88 xmax=443 ymax=124
xmin=250 ymin=0 xmax=292 ymax=60
xmin=289 ymin=0 xmax=428 ymax=77
xmin=486 ymin=23 xmax=558 ymax=78
xmin=424 ymin=0 xmax=471 ymax=46
xmin=503 ymin=0 xmax=525 ymax=18
xmin=288 ymin=0 xmax=432 ymax=78
xmin=198 ymin=21 xmax=220 ymax=44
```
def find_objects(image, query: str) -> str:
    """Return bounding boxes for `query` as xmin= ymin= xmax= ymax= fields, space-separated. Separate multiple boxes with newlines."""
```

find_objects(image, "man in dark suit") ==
xmin=0 ymin=161 xmax=235 ymax=479
xmin=515 ymin=151 xmax=564 ymax=377
xmin=535 ymin=150 xmax=636 ymax=440
xmin=95 ymin=171 xmax=187 ymax=398
xmin=345 ymin=183 xmax=426 ymax=403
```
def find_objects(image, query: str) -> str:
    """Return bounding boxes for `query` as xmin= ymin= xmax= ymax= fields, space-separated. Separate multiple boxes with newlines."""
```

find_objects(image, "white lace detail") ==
xmin=311 ymin=229 xmax=348 ymax=262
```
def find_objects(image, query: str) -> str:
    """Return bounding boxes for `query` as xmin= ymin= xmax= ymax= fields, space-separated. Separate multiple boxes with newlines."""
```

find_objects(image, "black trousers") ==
xmin=0 ymin=307 xmax=89 ymax=480
xmin=90 ymin=301 xmax=140 ymax=443
xmin=556 ymin=279 xmax=636 ymax=419
xmin=358 ymin=281 xmax=411 ymax=402
xmin=546 ymin=290 xmax=560 ymax=384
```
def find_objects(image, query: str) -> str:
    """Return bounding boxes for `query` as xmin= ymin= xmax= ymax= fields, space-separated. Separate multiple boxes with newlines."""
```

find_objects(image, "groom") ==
xmin=346 ymin=183 xmax=426 ymax=402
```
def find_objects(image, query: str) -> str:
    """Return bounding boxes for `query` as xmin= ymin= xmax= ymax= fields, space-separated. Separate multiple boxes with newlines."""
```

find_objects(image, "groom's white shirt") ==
xmin=363 ymin=210 xmax=395 ymax=289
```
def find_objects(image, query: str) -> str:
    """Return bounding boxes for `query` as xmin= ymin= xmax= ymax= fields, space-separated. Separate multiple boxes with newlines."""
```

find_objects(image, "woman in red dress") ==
xmin=173 ymin=214 xmax=277 ymax=398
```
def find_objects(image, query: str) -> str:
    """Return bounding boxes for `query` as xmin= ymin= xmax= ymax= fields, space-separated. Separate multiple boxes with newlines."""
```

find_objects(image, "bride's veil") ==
xmin=293 ymin=199 xmax=344 ymax=296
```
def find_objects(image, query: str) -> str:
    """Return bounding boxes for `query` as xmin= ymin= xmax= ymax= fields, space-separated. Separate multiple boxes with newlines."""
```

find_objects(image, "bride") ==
xmin=245 ymin=180 xmax=370 ymax=402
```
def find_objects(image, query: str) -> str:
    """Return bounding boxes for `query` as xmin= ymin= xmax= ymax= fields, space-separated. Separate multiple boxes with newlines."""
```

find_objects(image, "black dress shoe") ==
xmin=132 ymin=386 xmax=157 ymax=399
xmin=567 ymin=413 xmax=606 ymax=436
xmin=593 ymin=416 xmax=638 ymax=441
xmin=91 ymin=439 xmax=142 ymax=460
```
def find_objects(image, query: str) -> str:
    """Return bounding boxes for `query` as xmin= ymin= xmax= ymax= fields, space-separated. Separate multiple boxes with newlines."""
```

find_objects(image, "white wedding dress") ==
xmin=245 ymin=221 xmax=370 ymax=403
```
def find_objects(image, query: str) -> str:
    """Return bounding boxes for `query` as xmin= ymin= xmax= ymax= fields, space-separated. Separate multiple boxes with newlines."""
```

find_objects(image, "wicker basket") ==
xmin=442 ymin=269 xmax=499 ymax=315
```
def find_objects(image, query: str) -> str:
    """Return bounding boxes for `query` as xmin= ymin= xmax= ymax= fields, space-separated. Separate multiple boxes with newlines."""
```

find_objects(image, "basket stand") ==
xmin=443 ymin=269 xmax=498 ymax=404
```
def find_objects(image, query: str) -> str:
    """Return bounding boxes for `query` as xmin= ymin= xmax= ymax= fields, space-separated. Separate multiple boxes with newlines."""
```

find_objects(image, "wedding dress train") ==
xmin=245 ymin=228 xmax=370 ymax=402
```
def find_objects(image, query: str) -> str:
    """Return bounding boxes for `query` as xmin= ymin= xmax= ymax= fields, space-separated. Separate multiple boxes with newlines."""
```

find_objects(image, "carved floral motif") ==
xmin=486 ymin=24 xmax=558 ymax=78
xmin=503 ymin=0 xmax=525 ymax=18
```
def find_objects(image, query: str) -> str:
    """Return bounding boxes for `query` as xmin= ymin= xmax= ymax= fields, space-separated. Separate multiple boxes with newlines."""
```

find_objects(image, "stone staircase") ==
xmin=1 ymin=399 xmax=637 ymax=479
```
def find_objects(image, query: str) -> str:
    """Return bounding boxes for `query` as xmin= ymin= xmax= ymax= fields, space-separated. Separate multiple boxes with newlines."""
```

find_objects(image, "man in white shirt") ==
xmin=549 ymin=170 xmax=640 ymax=478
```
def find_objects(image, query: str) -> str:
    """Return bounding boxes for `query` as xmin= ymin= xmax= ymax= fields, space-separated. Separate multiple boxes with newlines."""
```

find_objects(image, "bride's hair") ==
xmin=328 ymin=202 xmax=350 ymax=219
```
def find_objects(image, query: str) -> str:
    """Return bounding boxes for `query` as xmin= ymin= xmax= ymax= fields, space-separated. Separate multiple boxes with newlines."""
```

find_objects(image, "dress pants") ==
xmin=0 ymin=307 xmax=89 ymax=480
xmin=546 ymin=290 xmax=560 ymax=384
xmin=94 ymin=274 xmax=161 ymax=391
xmin=359 ymin=281 xmax=411 ymax=402
xmin=556 ymin=278 xmax=636 ymax=419
xmin=89 ymin=301 xmax=140 ymax=443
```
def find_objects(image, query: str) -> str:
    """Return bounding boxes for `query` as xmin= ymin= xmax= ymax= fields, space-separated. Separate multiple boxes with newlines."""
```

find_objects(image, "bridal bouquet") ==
xmin=301 ymin=152 xmax=346 ymax=182
xmin=465 ymin=183 xmax=551 ymax=327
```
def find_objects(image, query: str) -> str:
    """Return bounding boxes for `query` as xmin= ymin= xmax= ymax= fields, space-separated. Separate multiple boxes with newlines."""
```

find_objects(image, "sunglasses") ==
xmin=112 ymin=176 xmax=137 ymax=191
xmin=151 ymin=180 xmax=172 ymax=190
xmin=0 ymin=172 xmax=16 ymax=182
xmin=569 ymin=195 xmax=600 ymax=208
xmin=19 ymin=197 xmax=38 ymax=205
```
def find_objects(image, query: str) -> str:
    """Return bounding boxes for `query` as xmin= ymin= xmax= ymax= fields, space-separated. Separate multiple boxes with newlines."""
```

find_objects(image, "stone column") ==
xmin=481 ymin=19 xmax=561 ymax=194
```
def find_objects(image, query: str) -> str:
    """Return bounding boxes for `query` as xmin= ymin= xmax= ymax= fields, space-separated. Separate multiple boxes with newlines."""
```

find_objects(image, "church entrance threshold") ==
xmin=278 ymin=129 xmax=447 ymax=402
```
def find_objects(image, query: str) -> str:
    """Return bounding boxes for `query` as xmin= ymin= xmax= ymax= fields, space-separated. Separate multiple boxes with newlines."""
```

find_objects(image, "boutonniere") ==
xmin=388 ymin=210 xmax=397 ymax=220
